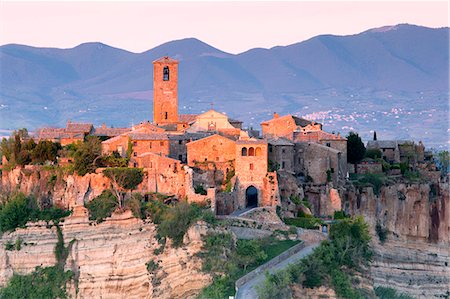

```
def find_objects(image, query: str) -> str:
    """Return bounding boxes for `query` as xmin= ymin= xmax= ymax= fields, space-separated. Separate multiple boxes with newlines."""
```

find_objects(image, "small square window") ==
xmin=178 ymin=140 xmax=182 ymax=145
xmin=160 ymin=141 xmax=164 ymax=146
xmin=249 ymin=163 xmax=254 ymax=170
xmin=133 ymin=152 xmax=137 ymax=157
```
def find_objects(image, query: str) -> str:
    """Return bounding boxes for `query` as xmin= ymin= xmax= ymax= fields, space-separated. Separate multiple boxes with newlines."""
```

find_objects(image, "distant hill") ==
xmin=0 ymin=24 xmax=448 ymax=147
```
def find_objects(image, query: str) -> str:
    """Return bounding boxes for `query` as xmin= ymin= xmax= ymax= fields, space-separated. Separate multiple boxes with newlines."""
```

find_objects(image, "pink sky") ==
xmin=0 ymin=1 xmax=448 ymax=54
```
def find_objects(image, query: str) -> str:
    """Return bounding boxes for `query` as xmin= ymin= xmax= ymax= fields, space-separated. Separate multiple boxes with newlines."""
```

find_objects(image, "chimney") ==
xmin=273 ymin=112 xmax=279 ymax=119
xmin=101 ymin=123 xmax=106 ymax=129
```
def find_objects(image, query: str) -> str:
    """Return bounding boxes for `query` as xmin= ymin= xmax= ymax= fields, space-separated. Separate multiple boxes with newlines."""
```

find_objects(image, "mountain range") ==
xmin=0 ymin=24 xmax=448 ymax=147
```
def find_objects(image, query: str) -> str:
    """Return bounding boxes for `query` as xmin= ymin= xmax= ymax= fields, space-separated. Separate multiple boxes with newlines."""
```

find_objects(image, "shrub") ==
xmin=284 ymin=217 xmax=322 ymax=229
xmin=85 ymin=190 xmax=118 ymax=222
xmin=125 ymin=193 xmax=143 ymax=219
xmin=158 ymin=201 xmax=201 ymax=247
xmin=333 ymin=210 xmax=348 ymax=220
xmin=194 ymin=185 xmax=207 ymax=195
xmin=146 ymin=260 xmax=160 ymax=274
xmin=0 ymin=266 xmax=73 ymax=299
xmin=357 ymin=173 xmax=386 ymax=196
xmin=31 ymin=140 xmax=61 ymax=164
xmin=376 ymin=223 xmax=388 ymax=244
xmin=365 ymin=149 xmax=382 ymax=159
xmin=0 ymin=193 xmax=33 ymax=232
xmin=141 ymin=199 xmax=169 ymax=224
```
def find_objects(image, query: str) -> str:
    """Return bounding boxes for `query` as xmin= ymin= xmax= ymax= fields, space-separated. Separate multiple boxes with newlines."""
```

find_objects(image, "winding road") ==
xmin=235 ymin=242 xmax=320 ymax=299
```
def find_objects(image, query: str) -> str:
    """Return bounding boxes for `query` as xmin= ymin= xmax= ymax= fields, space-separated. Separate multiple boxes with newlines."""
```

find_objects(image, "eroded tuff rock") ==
xmin=344 ymin=181 xmax=450 ymax=298
xmin=0 ymin=207 xmax=211 ymax=299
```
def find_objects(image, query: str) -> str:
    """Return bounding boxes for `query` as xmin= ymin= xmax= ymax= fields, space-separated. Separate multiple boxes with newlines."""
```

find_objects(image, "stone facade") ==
xmin=268 ymin=138 xmax=295 ymax=173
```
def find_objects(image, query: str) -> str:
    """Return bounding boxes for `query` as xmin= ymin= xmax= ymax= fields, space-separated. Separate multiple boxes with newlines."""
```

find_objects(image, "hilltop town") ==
xmin=0 ymin=56 xmax=448 ymax=299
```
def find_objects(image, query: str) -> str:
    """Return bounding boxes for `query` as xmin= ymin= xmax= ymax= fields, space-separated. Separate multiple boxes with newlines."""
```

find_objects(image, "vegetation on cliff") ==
xmin=0 ymin=193 xmax=70 ymax=233
xmin=257 ymin=217 xmax=372 ymax=299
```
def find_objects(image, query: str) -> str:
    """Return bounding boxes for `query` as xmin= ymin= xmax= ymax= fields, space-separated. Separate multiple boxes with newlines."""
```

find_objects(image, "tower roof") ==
xmin=152 ymin=56 xmax=178 ymax=64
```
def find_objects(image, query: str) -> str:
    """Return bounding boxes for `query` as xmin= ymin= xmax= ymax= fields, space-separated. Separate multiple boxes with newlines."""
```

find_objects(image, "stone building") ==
xmin=267 ymin=138 xmax=295 ymax=173
xmin=153 ymin=57 xmax=179 ymax=126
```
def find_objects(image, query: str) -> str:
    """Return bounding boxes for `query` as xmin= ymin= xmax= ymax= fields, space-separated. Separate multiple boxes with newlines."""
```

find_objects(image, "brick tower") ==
xmin=153 ymin=56 xmax=179 ymax=125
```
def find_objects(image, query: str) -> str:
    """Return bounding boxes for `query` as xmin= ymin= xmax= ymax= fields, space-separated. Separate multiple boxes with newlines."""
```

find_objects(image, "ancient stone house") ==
xmin=186 ymin=109 xmax=242 ymax=138
xmin=294 ymin=142 xmax=346 ymax=185
xmin=37 ymin=121 xmax=94 ymax=145
xmin=267 ymin=138 xmax=295 ymax=173
xmin=367 ymin=140 xmax=400 ymax=163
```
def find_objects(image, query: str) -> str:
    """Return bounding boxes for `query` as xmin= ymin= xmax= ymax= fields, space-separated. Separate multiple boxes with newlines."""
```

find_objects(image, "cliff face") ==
xmin=1 ymin=167 xmax=110 ymax=208
xmin=344 ymin=181 xmax=450 ymax=298
xmin=0 ymin=207 xmax=211 ymax=299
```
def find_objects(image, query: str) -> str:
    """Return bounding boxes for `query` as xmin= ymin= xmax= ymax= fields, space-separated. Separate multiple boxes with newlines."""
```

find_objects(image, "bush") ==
xmin=365 ymin=149 xmax=382 ymax=159
xmin=0 ymin=266 xmax=73 ymax=299
xmin=333 ymin=210 xmax=348 ymax=220
xmin=194 ymin=185 xmax=207 ymax=195
xmin=158 ymin=201 xmax=202 ymax=247
xmin=103 ymin=167 xmax=144 ymax=191
xmin=356 ymin=173 xmax=386 ymax=196
xmin=376 ymin=223 xmax=388 ymax=244
xmin=141 ymin=199 xmax=169 ymax=224
xmin=125 ymin=193 xmax=143 ymax=219
xmin=0 ymin=193 xmax=33 ymax=232
xmin=85 ymin=190 xmax=118 ymax=222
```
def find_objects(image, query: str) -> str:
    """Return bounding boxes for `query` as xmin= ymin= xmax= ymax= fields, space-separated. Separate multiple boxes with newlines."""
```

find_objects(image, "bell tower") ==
xmin=153 ymin=56 xmax=179 ymax=125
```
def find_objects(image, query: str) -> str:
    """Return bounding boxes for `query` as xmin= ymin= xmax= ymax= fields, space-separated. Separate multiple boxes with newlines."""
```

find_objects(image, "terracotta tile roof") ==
xmin=236 ymin=138 xmax=267 ymax=145
xmin=167 ymin=132 xmax=212 ymax=140
xmin=153 ymin=56 xmax=178 ymax=63
xmin=66 ymin=122 xmax=93 ymax=133
xmin=178 ymin=114 xmax=198 ymax=124
xmin=93 ymin=127 xmax=131 ymax=137
xmin=38 ymin=128 xmax=84 ymax=140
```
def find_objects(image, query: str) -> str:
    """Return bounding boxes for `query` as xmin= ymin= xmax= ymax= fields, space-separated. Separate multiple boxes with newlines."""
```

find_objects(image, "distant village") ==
xmin=7 ymin=56 xmax=439 ymax=215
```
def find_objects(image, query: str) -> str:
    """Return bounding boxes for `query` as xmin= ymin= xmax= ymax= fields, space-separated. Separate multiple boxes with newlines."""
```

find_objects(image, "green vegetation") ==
xmin=284 ymin=216 xmax=323 ymax=230
xmin=351 ymin=173 xmax=387 ymax=196
xmin=375 ymin=286 xmax=414 ymax=299
xmin=333 ymin=210 xmax=348 ymax=219
xmin=375 ymin=223 xmax=388 ymax=244
xmin=72 ymin=136 xmax=102 ymax=176
xmin=436 ymin=150 xmax=449 ymax=175
xmin=268 ymin=159 xmax=280 ymax=172
xmin=0 ymin=266 xmax=73 ymax=299
xmin=194 ymin=185 xmax=207 ymax=195
xmin=197 ymin=234 xmax=300 ymax=299
xmin=0 ymin=193 xmax=70 ymax=233
xmin=365 ymin=149 xmax=382 ymax=159
xmin=85 ymin=190 xmax=118 ymax=222
xmin=347 ymin=132 xmax=366 ymax=166
xmin=102 ymin=151 xmax=129 ymax=167
xmin=0 ymin=129 xmax=62 ymax=167
xmin=257 ymin=217 xmax=372 ymax=299
xmin=103 ymin=167 xmax=144 ymax=208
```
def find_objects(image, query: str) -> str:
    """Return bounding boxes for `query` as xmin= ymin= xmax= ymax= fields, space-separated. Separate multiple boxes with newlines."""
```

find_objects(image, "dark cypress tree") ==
xmin=373 ymin=131 xmax=377 ymax=141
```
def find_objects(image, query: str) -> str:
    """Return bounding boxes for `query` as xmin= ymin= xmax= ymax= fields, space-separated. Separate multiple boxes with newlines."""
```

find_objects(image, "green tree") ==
xmin=85 ymin=190 xmax=118 ymax=222
xmin=32 ymin=140 xmax=61 ymax=164
xmin=102 ymin=167 xmax=144 ymax=208
xmin=437 ymin=150 xmax=449 ymax=175
xmin=365 ymin=148 xmax=382 ymax=159
xmin=0 ymin=193 xmax=33 ymax=232
xmin=234 ymin=239 xmax=267 ymax=271
xmin=347 ymin=132 xmax=366 ymax=169
xmin=72 ymin=136 xmax=102 ymax=176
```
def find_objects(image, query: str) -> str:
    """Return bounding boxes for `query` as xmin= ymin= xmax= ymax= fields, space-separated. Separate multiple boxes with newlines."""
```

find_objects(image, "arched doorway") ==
xmin=246 ymin=186 xmax=258 ymax=208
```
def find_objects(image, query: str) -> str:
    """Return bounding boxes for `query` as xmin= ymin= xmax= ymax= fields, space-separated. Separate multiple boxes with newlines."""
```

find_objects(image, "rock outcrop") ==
xmin=0 ymin=208 xmax=211 ymax=298
xmin=345 ymin=180 xmax=450 ymax=298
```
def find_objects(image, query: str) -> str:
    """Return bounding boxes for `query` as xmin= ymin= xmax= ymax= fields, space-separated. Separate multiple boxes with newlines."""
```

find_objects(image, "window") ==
xmin=282 ymin=161 xmax=286 ymax=169
xmin=133 ymin=152 xmax=137 ymax=157
xmin=241 ymin=147 xmax=248 ymax=156
xmin=204 ymin=158 xmax=207 ymax=161
xmin=326 ymin=142 xmax=331 ymax=147
xmin=249 ymin=163 xmax=254 ymax=170
xmin=149 ymin=142 xmax=152 ymax=149
xmin=216 ymin=157 xmax=219 ymax=161
xmin=256 ymin=147 xmax=262 ymax=156
xmin=178 ymin=155 xmax=183 ymax=161
xmin=249 ymin=147 xmax=255 ymax=156
xmin=178 ymin=140 xmax=182 ymax=145
xmin=165 ymin=112 xmax=168 ymax=120
xmin=163 ymin=66 xmax=169 ymax=81
xmin=150 ymin=162 xmax=153 ymax=168
xmin=160 ymin=141 xmax=164 ymax=146
xmin=282 ymin=149 xmax=285 ymax=153
xmin=133 ymin=141 xmax=137 ymax=146
xmin=269 ymin=145 xmax=273 ymax=153
xmin=133 ymin=162 xmax=137 ymax=168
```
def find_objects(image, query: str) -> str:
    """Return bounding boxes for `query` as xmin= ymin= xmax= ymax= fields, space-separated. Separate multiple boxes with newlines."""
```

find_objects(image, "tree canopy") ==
xmin=347 ymin=132 xmax=366 ymax=165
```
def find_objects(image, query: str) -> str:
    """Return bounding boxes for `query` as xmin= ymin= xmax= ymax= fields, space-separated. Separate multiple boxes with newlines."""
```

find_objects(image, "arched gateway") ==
xmin=245 ymin=186 xmax=258 ymax=208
